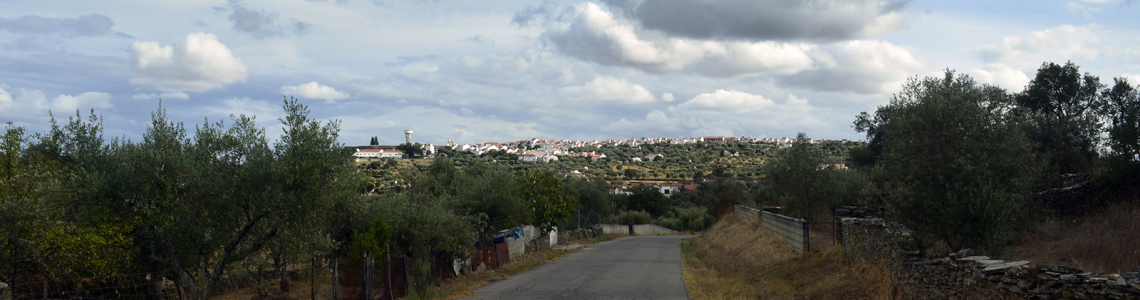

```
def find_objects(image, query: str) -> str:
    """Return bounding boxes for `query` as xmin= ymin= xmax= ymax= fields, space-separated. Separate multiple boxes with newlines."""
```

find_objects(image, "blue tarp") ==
xmin=474 ymin=227 xmax=525 ymax=248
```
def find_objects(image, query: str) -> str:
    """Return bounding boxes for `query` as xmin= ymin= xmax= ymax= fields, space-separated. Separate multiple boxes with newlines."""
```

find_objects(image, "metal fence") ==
xmin=0 ymin=255 xmax=421 ymax=300
xmin=734 ymin=205 xmax=810 ymax=253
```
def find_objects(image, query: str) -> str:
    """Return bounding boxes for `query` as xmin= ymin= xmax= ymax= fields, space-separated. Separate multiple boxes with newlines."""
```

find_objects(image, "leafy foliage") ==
xmin=866 ymin=71 xmax=1040 ymax=253
xmin=519 ymin=169 xmax=576 ymax=232
xmin=1016 ymin=61 xmax=1104 ymax=176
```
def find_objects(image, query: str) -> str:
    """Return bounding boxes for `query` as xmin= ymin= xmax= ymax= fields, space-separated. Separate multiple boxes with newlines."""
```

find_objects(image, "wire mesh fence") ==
xmin=0 ymin=255 xmax=423 ymax=300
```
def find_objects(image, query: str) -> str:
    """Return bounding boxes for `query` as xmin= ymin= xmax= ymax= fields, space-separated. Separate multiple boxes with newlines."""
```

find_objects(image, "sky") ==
xmin=1 ymin=0 xmax=1138 ymax=146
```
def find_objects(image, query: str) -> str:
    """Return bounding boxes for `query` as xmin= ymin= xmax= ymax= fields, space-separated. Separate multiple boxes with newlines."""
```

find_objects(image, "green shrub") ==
xmin=615 ymin=210 xmax=652 ymax=224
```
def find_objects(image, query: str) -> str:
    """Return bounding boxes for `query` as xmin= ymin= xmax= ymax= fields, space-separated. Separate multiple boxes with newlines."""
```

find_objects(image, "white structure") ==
xmin=656 ymin=184 xmax=682 ymax=196
xmin=354 ymin=148 xmax=383 ymax=160
xmin=404 ymin=129 xmax=413 ymax=144
xmin=353 ymin=148 xmax=403 ymax=161
xmin=520 ymin=151 xmax=540 ymax=162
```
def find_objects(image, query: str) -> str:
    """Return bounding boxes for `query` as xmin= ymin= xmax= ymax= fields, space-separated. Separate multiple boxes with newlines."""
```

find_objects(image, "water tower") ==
xmin=404 ymin=129 xmax=413 ymax=144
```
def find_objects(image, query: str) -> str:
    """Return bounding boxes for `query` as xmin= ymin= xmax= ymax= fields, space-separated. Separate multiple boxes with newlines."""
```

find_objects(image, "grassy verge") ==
xmin=680 ymin=217 xmax=897 ymax=300
xmin=430 ymin=233 xmax=622 ymax=300
xmin=1012 ymin=201 xmax=1140 ymax=273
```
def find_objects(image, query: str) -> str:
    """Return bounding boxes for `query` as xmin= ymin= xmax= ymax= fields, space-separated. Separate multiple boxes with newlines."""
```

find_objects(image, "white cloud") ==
xmin=559 ymin=76 xmax=656 ymax=103
xmin=1066 ymin=2 xmax=1102 ymax=18
xmin=539 ymin=3 xmax=921 ymax=92
xmin=0 ymin=85 xmax=11 ymax=104
xmin=670 ymin=89 xmax=774 ymax=113
xmin=969 ymin=24 xmax=1101 ymax=68
xmin=972 ymin=65 xmax=1031 ymax=92
xmin=661 ymin=92 xmax=674 ymax=102
xmin=205 ymin=97 xmax=280 ymax=119
xmin=132 ymin=92 xmax=190 ymax=100
xmin=281 ymin=82 xmax=350 ymax=103
xmin=0 ymin=84 xmax=113 ymax=122
xmin=689 ymin=41 xmax=816 ymax=77
xmin=780 ymin=40 xmax=927 ymax=94
xmin=50 ymin=92 xmax=113 ymax=113
xmin=541 ymin=3 xmax=816 ymax=76
xmin=602 ymin=90 xmax=825 ymax=137
xmin=1122 ymin=74 xmax=1140 ymax=85
xmin=544 ymin=3 xmax=708 ymax=71
xmin=129 ymin=32 xmax=249 ymax=93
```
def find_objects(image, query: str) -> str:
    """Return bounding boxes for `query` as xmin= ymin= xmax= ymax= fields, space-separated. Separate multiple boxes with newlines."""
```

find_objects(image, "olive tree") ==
xmin=863 ymin=71 xmax=1041 ymax=253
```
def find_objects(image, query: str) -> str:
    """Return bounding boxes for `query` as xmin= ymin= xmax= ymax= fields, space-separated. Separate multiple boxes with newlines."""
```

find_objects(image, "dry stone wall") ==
xmin=838 ymin=216 xmax=1140 ymax=299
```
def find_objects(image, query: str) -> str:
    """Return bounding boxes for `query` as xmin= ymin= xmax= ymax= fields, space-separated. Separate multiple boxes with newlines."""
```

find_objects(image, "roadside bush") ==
xmin=614 ymin=210 xmax=652 ymax=225
xmin=655 ymin=217 xmax=682 ymax=231
xmin=677 ymin=207 xmax=713 ymax=231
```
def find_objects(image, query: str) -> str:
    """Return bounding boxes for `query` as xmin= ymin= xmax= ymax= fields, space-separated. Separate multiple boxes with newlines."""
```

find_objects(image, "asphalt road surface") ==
xmin=462 ymin=235 xmax=693 ymax=300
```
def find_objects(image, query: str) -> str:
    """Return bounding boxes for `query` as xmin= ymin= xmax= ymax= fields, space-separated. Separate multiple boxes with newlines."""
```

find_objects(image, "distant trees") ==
xmin=399 ymin=142 xmax=424 ymax=158
xmin=759 ymin=133 xmax=867 ymax=222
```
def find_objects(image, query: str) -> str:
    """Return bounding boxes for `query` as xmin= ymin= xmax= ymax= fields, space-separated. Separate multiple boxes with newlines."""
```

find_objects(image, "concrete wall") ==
xmin=735 ymin=205 xmax=809 ymax=253
xmin=505 ymin=225 xmax=538 ymax=260
xmin=839 ymin=216 xmax=1140 ymax=299
xmin=597 ymin=224 xmax=681 ymax=235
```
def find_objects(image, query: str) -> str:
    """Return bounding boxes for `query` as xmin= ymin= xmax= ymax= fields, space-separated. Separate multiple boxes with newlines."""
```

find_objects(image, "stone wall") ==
xmin=838 ymin=216 xmax=1140 ymax=299
xmin=596 ymin=224 xmax=681 ymax=235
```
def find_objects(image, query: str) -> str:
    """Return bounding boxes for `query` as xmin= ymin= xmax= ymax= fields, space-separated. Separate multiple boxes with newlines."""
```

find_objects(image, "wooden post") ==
xmin=332 ymin=259 xmax=339 ymax=300
xmin=802 ymin=220 xmax=810 ymax=252
xmin=198 ymin=256 xmax=206 ymax=300
xmin=386 ymin=244 xmax=393 ymax=300
xmin=310 ymin=257 xmax=316 ymax=300
xmin=362 ymin=256 xmax=373 ymax=300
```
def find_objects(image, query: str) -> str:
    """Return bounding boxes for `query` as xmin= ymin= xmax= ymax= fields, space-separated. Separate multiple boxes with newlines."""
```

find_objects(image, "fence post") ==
xmin=387 ymin=244 xmax=393 ymax=300
xmin=198 ymin=256 xmax=206 ymax=300
xmin=311 ymin=257 xmax=316 ymax=300
xmin=363 ymin=256 xmax=374 ymax=300
xmin=802 ymin=220 xmax=810 ymax=253
xmin=332 ymin=259 xmax=340 ymax=300
xmin=628 ymin=224 xmax=634 ymax=235
xmin=1 ymin=281 xmax=11 ymax=300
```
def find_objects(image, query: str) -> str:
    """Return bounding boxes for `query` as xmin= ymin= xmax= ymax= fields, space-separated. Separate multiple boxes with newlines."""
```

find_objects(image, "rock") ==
xmin=959 ymin=256 xmax=991 ymax=261
xmin=1060 ymin=274 xmax=1082 ymax=284
xmin=982 ymin=261 xmax=1030 ymax=274
xmin=951 ymin=248 xmax=976 ymax=258
xmin=1038 ymin=264 xmax=1082 ymax=274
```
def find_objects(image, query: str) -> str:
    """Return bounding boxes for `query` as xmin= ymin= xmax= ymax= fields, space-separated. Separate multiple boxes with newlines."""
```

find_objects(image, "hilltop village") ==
xmin=352 ymin=132 xmax=857 ymax=163
xmin=350 ymin=131 xmax=861 ymax=194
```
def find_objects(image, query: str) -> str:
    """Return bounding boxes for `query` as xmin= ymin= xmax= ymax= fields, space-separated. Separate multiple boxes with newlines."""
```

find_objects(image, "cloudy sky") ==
xmin=2 ymin=0 xmax=1138 ymax=145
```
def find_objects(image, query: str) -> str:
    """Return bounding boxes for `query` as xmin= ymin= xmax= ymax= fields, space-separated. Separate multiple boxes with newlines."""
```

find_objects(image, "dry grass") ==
xmin=681 ymin=217 xmax=898 ymax=300
xmin=1011 ymin=201 xmax=1140 ymax=274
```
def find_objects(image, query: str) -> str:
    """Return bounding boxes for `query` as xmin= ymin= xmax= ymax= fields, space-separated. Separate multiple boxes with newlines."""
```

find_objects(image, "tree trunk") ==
xmin=276 ymin=251 xmax=290 ymax=293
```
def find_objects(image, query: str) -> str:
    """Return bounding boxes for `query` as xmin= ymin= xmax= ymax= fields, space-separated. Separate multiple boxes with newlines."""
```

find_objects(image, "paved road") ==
xmin=462 ymin=235 xmax=692 ymax=300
